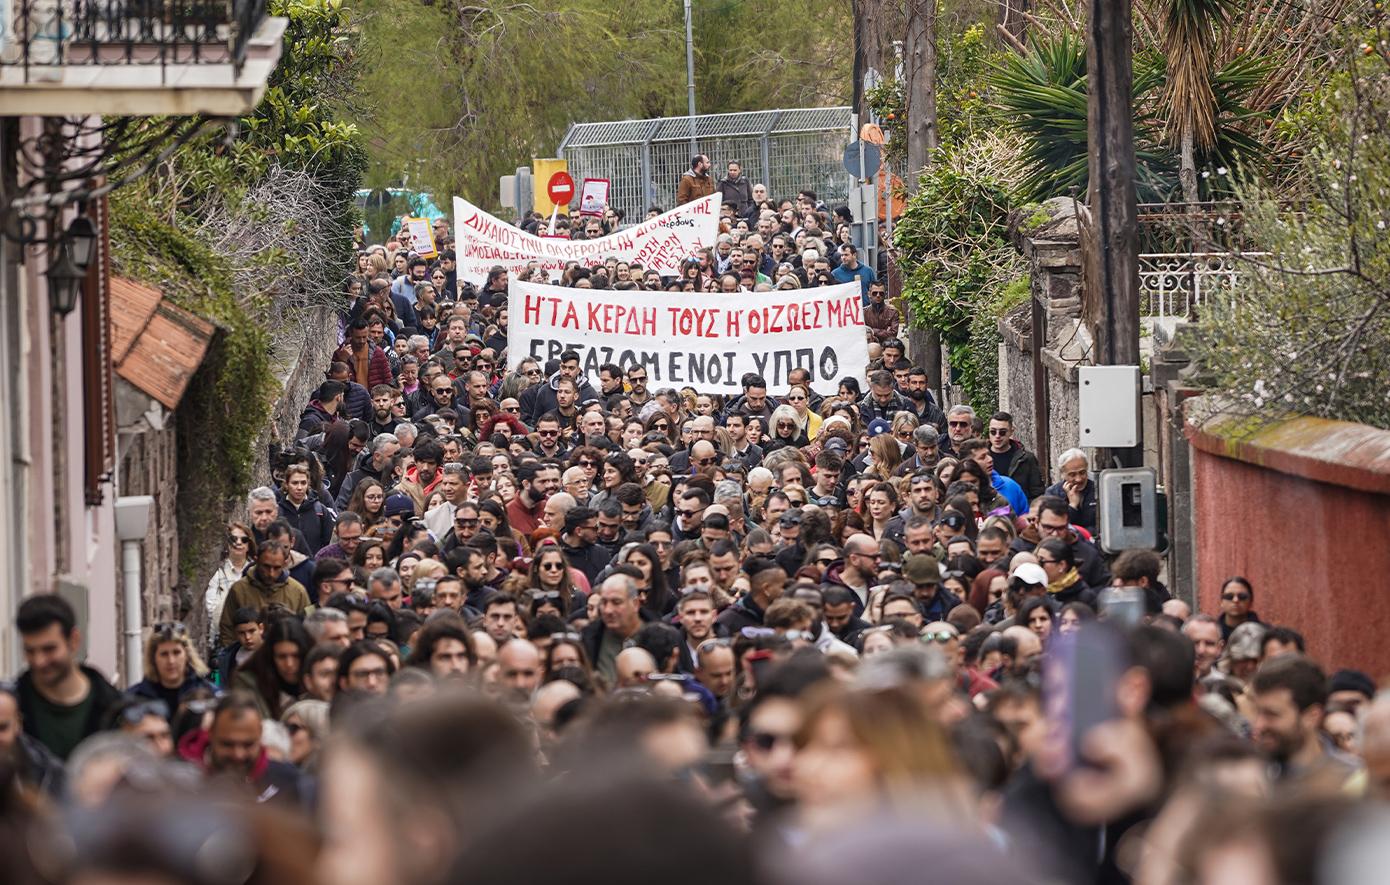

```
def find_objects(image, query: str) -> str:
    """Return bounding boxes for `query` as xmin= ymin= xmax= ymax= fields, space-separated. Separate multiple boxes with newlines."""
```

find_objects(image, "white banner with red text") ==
xmin=453 ymin=194 xmax=720 ymax=283
xmin=507 ymin=279 xmax=870 ymax=396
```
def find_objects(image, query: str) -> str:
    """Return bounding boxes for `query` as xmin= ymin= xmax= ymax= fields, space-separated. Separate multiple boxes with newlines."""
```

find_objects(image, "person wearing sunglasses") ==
xmin=1216 ymin=576 xmax=1263 ymax=640
xmin=207 ymin=521 xmax=257 ymax=651
xmin=1035 ymin=496 xmax=1112 ymax=589
xmin=105 ymin=696 xmax=175 ymax=758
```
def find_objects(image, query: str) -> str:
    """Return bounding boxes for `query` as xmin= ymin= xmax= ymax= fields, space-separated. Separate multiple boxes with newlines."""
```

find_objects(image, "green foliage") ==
xmin=865 ymin=23 xmax=1003 ymax=164
xmin=1190 ymin=45 xmax=1390 ymax=430
xmin=936 ymin=23 xmax=1003 ymax=146
xmin=893 ymin=137 xmax=1027 ymax=413
xmin=108 ymin=0 xmax=365 ymax=585
xmin=989 ymin=29 xmax=1275 ymax=201
xmin=354 ymin=0 xmax=850 ymax=207
xmin=108 ymin=191 xmax=276 ymax=579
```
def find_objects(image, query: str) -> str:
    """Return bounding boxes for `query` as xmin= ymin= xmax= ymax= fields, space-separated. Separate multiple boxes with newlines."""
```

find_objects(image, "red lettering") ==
xmin=642 ymin=307 xmax=657 ymax=336
xmin=726 ymin=309 xmax=740 ymax=337
xmin=587 ymin=301 xmax=603 ymax=331
xmin=768 ymin=304 xmax=785 ymax=333
xmin=667 ymin=307 xmax=682 ymax=335
xmin=561 ymin=302 xmax=579 ymax=329
xmin=750 ymin=309 xmax=762 ymax=335
xmin=610 ymin=305 xmax=622 ymax=334
xmin=625 ymin=308 xmax=644 ymax=335
xmin=678 ymin=309 xmax=694 ymax=336
xmin=524 ymin=294 xmax=542 ymax=324
xmin=548 ymin=298 xmax=562 ymax=325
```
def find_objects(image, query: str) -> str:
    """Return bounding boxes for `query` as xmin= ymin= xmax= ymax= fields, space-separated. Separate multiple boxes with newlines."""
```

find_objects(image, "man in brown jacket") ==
xmin=677 ymin=154 xmax=714 ymax=205
xmin=863 ymin=280 xmax=901 ymax=342
xmin=218 ymin=541 xmax=311 ymax=647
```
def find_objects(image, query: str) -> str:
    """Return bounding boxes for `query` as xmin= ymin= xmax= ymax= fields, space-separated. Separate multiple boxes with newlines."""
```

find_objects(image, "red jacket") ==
xmin=332 ymin=340 xmax=392 ymax=390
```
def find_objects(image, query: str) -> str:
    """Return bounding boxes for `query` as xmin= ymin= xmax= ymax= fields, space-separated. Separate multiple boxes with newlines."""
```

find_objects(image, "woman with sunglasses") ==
xmin=644 ymin=411 xmax=677 ymax=447
xmin=783 ymin=385 xmax=822 ymax=441
xmin=206 ymin=522 xmax=256 ymax=652
xmin=529 ymin=544 xmax=585 ymax=617
xmin=764 ymin=404 xmax=809 ymax=454
xmin=528 ymin=587 xmax=571 ymax=621
xmin=464 ymin=398 xmax=500 ymax=447
xmin=127 ymin=621 xmax=216 ymax=717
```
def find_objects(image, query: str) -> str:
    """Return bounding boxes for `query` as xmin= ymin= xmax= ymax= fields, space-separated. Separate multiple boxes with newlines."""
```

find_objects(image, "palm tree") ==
xmin=1158 ymin=0 xmax=1235 ymax=204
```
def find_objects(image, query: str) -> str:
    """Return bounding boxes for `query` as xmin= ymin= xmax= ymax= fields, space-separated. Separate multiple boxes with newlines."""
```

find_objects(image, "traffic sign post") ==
xmin=844 ymin=127 xmax=882 ymax=271
xmin=544 ymin=172 xmax=574 ymax=234
xmin=547 ymin=171 xmax=574 ymax=206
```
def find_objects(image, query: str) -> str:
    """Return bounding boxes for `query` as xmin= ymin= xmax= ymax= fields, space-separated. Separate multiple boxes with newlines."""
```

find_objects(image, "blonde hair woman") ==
xmin=127 ymin=621 xmax=216 ymax=710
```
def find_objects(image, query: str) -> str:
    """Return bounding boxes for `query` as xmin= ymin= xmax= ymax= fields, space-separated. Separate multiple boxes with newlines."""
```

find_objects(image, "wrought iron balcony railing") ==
xmin=0 ymin=0 xmax=266 ymax=83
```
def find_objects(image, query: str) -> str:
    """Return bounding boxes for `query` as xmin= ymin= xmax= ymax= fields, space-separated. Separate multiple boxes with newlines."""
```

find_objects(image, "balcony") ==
xmin=0 ymin=0 xmax=286 ymax=116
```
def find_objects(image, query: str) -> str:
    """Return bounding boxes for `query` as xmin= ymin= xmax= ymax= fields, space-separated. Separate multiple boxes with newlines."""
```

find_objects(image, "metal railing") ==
xmin=1139 ymin=252 xmax=1269 ymax=320
xmin=0 ymin=0 xmax=265 ymax=82
xmin=558 ymin=107 xmax=853 ymax=223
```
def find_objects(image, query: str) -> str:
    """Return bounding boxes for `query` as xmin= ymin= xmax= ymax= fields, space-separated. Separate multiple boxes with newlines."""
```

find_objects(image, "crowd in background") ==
xmin=2 ymin=173 xmax=1386 ymax=885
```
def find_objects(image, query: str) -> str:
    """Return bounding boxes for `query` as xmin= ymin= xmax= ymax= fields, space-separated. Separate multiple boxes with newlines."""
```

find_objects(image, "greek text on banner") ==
xmin=453 ymin=194 xmax=720 ymax=283
xmin=507 ymin=279 xmax=871 ymax=396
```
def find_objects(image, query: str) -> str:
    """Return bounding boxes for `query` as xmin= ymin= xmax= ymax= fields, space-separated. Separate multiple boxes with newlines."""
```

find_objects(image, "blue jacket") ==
xmin=993 ymin=471 xmax=1029 ymax=517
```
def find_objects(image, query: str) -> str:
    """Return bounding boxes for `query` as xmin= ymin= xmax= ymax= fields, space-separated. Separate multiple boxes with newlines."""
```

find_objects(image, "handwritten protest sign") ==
xmin=452 ymin=194 xmax=719 ymax=283
xmin=508 ymin=279 xmax=870 ymax=396
xmin=579 ymin=179 xmax=610 ymax=217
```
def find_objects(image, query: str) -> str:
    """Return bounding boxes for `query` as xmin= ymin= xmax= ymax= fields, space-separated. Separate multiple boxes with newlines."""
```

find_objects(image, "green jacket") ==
xmin=218 ymin=568 xmax=310 ymax=647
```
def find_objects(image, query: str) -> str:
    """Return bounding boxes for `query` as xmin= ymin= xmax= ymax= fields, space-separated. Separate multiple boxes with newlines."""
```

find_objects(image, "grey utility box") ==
xmin=1096 ymin=467 xmax=1158 ymax=553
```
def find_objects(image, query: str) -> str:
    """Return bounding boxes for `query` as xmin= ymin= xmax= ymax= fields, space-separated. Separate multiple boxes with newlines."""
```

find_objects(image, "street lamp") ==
xmin=66 ymin=214 xmax=98 ymax=269
xmin=45 ymin=245 xmax=86 ymax=316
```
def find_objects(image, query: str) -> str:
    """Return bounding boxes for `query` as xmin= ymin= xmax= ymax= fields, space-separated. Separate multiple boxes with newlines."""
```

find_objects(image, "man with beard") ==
xmin=507 ymin=461 xmax=559 ymax=535
xmin=1252 ymin=654 xmax=1358 ymax=784
xmin=863 ymin=281 xmax=900 ymax=342
xmin=595 ymin=500 xmax=627 ymax=557
xmin=902 ymin=366 xmax=947 ymax=430
xmin=367 ymin=384 xmax=400 ymax=437
xmin=179 ymin=692 xmax=301 ymax=803
xmin=447 ymin=547 xmax=497 ymax=613
xmin=405 ymin=617 xmax=475 ymax=683
xmin=724 ymin=412 xmax=764 ymax=469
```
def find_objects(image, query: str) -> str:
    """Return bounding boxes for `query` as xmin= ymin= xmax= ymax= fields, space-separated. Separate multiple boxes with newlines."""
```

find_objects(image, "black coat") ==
xmin=17 ymin=665 xmax=123 ymax=760
xmin=278 ymin=492 xmax=336 ymax=554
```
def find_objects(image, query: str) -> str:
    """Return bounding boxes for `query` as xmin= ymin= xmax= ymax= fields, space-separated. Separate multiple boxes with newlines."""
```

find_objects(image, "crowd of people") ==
xmin=2 ymin=171 xmax=1386 ymax=885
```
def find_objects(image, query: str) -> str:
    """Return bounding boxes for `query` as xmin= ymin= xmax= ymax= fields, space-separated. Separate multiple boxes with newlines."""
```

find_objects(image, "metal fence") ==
xmin=1139 ymin=252 xmax=1270 ymax=319
xmin=557 ymin=107 xmax=853 ymax=223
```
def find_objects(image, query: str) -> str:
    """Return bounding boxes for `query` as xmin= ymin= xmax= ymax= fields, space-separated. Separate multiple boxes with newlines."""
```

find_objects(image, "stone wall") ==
xmin=179 ymin=305 xmax=340 ymax=653
xmin=996 ymin=197 xmax=1090 ymax=481
xmin=256 ymin=305 xmax=342 ymax=490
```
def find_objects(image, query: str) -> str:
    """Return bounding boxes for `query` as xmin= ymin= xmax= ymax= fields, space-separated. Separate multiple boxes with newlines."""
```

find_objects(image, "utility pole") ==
xmin=851 ymin=0 xmax=886 ymax=123
xmin=1084 ymin=0 xmax=1142 ymax=466
xmin=902 ymin=0 xmax=942 ymax=399
xmin=685 ymin=0 xmax=697 ymax=154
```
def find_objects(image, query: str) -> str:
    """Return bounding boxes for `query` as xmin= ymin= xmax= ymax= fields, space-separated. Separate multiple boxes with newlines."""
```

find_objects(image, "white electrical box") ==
xmin=1078 ymin=365 xmax=1140 ymax=448
xmin=499 ymin=175 xmax=516 ymax=208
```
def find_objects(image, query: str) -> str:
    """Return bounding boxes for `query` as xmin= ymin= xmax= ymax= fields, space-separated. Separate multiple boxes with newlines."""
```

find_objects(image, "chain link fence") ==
xmin=558 ymin=108 xmax=853 ymax=223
